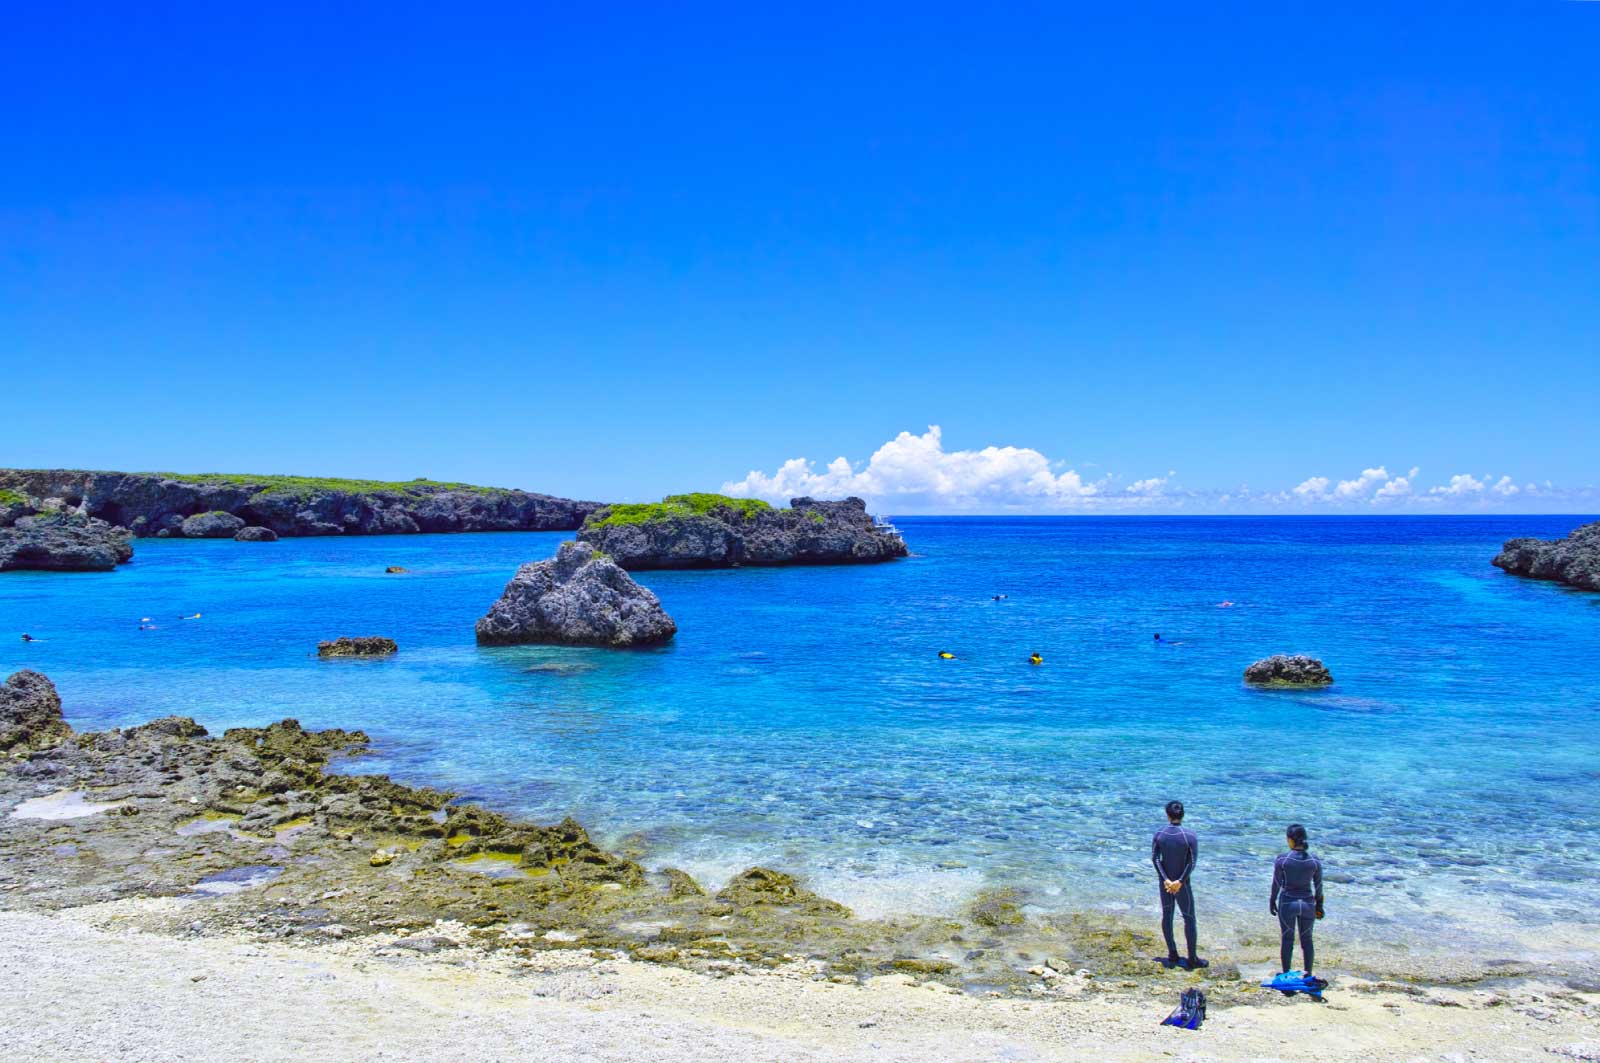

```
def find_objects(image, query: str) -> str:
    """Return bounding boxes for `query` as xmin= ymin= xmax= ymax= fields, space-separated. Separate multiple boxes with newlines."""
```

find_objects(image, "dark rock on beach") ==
xmin=579 ymin=494 xmax=908 ymax=570
xmin=476 ymin=540 xmax=677 ymax=648
xmin=317 ymin=637 xmax=398 ymax=657
xmin=234 ymin=526 xmax=279 ymax=542
xmin=0 ymin=468 xmax=602 ymax=539
xmin=0 ymin=670 xmax=72 ymax=753
xmin=182 ymin=511 xmax=246 ymax=538
xmin=1244 ymin=654 xmax=1333 ymax=687
xmin=0 ymin=513 xmax=134 ymax=572
xmin=1493 ymin=521 xmax=1600 ymax=592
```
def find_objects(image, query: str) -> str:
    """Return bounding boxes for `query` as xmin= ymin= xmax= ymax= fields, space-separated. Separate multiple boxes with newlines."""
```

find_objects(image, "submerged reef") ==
xmin=0 ymin=468 xmax=601 ymax=539
xmin=1494 ymin=521 xmax=1600 ymax=592
xmin=579 ymin=494 xmax=908 ymax=569
xmin=476 ymin=541 xmax=677 ymax=648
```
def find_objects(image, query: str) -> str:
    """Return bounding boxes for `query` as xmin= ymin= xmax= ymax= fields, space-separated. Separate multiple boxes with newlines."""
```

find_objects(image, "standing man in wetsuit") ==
xmin=1152 ymin=800 xmax=1207 ymax=969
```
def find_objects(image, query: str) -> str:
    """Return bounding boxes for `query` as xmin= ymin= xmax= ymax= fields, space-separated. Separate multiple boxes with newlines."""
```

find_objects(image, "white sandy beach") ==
xmin=3 ymin=905 xmax=1595 ymax=1063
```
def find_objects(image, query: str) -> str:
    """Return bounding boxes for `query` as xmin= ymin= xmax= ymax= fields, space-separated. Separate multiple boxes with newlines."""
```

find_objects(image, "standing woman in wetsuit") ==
xmin=1269 ymin=823 xmax=1325 ymax=976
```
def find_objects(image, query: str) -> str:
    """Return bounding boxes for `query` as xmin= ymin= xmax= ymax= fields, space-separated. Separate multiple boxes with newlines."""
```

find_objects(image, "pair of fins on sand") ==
xmin=1159 ymin=972 xmax=1328 ymax=1032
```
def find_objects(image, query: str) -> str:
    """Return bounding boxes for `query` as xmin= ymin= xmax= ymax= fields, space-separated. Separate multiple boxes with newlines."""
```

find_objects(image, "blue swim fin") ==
xmin=1262 ymin=971 xmax=1328 ymax=998
xmin=1160 ymin=988 xmax=1206 ymax=1029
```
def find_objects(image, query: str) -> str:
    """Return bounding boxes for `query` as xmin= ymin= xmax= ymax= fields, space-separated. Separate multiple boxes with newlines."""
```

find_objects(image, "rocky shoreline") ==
xmin=0 ymin=469 xmax=601 ymax=539
xmin=1494 ymin=520 xmax=1600 ymax=592
xmin=579 ymin=495 xmax=908 ymax=569
xmin=2 ymin=668 xmax=1583 ymax=1012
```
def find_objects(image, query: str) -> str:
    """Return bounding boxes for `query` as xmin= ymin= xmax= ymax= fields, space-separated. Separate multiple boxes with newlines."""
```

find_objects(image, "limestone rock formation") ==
xmin=475 ymin=541 xmax=677 ymax=648
xmin=1493 ymin=522 xmax=1600 ymax=592
xmin=1243 ymin=655 xmax=1333 ymax=687
xmin=233 ymin=526 xmax=279 ymax=542
xmin=183 ymin=511 xmax=246 ymax=538
xmin=0 ymin=469 xmax=602 ymax=539
xmin=579 ymin=495 xmax=908 ymax=569
xmin=0 ymin=514 xmax=134 ymax=572
xmin=0 ymin=670 xmax=73 ymax=753
xmin=317 ymin=637 xmax=398 ymax=657
xmin=715 ymin=867 xmax=851 ymax=918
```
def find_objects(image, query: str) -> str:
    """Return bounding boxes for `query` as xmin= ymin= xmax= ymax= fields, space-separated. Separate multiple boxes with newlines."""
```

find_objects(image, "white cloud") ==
xmin=1292 ymin=476 xmax=1332 ymax=500
xmin=1292 ymin=465 xmax=1418 ymax=504
xmin=1374 ymin=468 xmax=1420 ymax=499
xmin=1430 ymin=473 xmax=1486 ymax=497
xmin=1127 ymin=472 xmax=1175 ymax=496
xmin=722 ymin=426 xmax=1116 ymax=512
xmin=1335 ymin=466 xmax=1390 ymax=498
xmin=721 ymin=429 xmax=1585 ymax=513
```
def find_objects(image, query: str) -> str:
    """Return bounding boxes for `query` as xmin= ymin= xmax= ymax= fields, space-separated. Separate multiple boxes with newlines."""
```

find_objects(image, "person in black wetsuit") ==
xmin=1269 ymin=823 xmax=1325 ymax=975
xmin=1152 ymin=800 xmax=1206 ymax=969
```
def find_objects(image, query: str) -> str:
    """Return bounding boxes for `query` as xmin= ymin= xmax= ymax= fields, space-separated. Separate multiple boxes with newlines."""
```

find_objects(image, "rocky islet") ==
xmin=0 ymin=512 xmax=135 ymax=572
xmin=578 ymin=494 xmax=907 ymax=569
xmin=1243 ymin=655 xmax=1334 ymax=687
xmin=1493 ymin=521 xmax=1600 ymax=592
xmin=317 ymin=637 xmax=399 ymax=658
xmin=475 ymin=541 xmax=677 ymax=648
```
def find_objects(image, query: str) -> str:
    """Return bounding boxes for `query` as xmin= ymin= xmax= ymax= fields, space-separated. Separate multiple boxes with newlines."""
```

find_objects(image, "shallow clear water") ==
xmin=3 ymin=517 xmax=1597 ymax=961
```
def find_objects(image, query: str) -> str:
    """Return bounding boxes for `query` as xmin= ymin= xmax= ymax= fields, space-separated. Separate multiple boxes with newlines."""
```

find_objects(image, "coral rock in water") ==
xmin=1243 ymin=655 xmax=1333 ymax=687
xmin=317 ymin=637 xmax=399 ymax=657
xmin=475 ymin=541 xmax=677 ymax=648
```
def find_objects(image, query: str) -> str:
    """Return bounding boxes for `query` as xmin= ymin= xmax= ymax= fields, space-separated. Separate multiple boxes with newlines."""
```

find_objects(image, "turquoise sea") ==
xmin=3 ymin=516 xmax=1597 ymax=966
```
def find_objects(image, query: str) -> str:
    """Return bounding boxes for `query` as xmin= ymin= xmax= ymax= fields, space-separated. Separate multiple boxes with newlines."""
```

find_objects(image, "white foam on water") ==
xmin=9 ymin=790 xmax=126 ymax=821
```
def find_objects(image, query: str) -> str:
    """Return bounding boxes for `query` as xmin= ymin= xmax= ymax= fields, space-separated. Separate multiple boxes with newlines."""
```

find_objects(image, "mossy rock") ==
xmin=588 ymin=493 xmax=773 ymax=528
xmin=968 ymin=887 xmax=1027 ymax=928
xmin=715 ymin=867 xmax=851 ymax=917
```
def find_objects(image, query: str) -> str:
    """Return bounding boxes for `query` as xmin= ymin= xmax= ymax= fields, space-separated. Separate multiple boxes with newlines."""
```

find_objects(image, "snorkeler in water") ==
xmin=1029 ymin=652 xmax=1043 ymax=665
xmin=20 ymin=633 xmax=36 ymax=642
xmin=938 ymin=651 xmax=957 ymax=660
xmin=178 ymin=613 xmax=202 ymax=620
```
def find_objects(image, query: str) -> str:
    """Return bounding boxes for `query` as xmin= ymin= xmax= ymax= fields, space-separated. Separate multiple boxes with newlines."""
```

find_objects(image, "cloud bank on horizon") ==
xmin=721 ymin=427 xmax=1593 ymax=514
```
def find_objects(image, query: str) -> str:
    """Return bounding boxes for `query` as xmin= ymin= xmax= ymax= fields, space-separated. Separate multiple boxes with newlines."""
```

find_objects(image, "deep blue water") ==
xmin=3 ymin=516 xmax=1597 ymax=961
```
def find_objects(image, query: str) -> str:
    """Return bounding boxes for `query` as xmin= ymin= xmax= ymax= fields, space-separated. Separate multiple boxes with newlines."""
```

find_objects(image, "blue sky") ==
xmin=3 ymin=5 xmax=1596 ymax=512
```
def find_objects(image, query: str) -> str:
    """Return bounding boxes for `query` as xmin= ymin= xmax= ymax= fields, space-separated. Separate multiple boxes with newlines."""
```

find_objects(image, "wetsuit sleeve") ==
xmin=1314 ymin=856 xmax=1325 ymax=909
xmin=1269 ymin=856 xmax=1282 ymax=911
xmin=1152 ymin=832 xmax=1164 ymax=881
xmin=1181 ymin=830 xmax=1197 ymax=883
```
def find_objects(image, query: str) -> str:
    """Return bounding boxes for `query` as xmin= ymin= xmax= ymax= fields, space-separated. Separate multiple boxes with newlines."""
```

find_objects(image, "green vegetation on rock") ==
xmin=144 ymin=472 xmax=511 ymax=502
xmin=590 ymin=493 xmax=773 ymax=527
xmin=0 ymin=489 xmax=26 ymax=507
